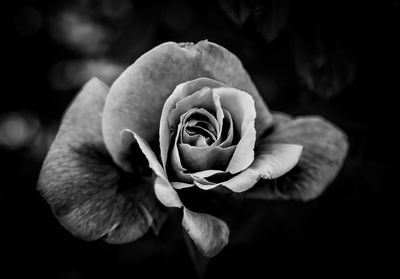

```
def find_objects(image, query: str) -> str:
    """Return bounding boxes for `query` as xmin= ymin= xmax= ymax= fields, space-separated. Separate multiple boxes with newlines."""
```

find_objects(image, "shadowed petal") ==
xmin=121 ymin=129 xmax=182 ymax=208
xmin=179 ymin=143 xmax=236 ymax=172
xmin=121 ymin=129 xmax=167 ymax=181
xmin=182 ymin=208 xmax=229 ymax=257
xmin=178 ymin=185 xmax=243 ymax=215
xmin=248 ymin=115 xmax=349 ymax=200
xmin=181 ymin=109 xmax=219 ymax=146
xmin=223 ymin=143 xmax=303 ymax=192
xmin=103 ymin=40 xmax=272 ymax=170
xmin=38 ymin=78 xmax=165 ymax=244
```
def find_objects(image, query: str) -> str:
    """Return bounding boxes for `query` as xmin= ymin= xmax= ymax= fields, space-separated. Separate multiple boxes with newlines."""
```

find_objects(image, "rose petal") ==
xmin=170 ymin=133 xmax=218 ymax=187
xmin=169 ymin=87 xmax=222 ymax=133
xmin=121 ymin=129 xmax=182 ymax=208
xmin=270 ymin=111 xmax=292 ymax=128
xmin=213 ymin=87 xmax=255 ymax=134
xmin=179 ymin=143 xmax=236 ymax=172
xmin=38 ymin=78 xmax=164 ymax=243
xmin=183 ymin=119 xmax=217 ymax=145
xmin=192 ymin=169 xmax=227 ymax=179
xmin=248 ymin=115 xmax=349 ymax=200
xmin=170 ymin=170 xmax=228 ymax=190
xmin=182 ymin=208 xmax=229 ymax=257
xmin=171 ymin=181 xmax=194 ymax=189
xmin=223 ymin=143 xmax=303 ymax=192
xmin=217 ymin=109 xmax=234 ymax=148
xmin=226 ymin=123 xmax=256 ymax=174
xmin=172 ymin=179 xmax=229 ymax=191
xmin=154 ymin=176 xmax=182 ymax=208
xmin=213 ymin=87 xmax=257 ymax=174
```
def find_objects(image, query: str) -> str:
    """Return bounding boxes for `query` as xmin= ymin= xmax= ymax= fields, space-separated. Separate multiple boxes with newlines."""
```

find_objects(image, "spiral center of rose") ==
xmin=181 ymin=109 xmax=219 ymax=147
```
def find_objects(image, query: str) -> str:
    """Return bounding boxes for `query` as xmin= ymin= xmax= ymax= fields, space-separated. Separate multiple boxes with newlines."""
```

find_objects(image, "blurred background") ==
xmin=2 ymin=0 xmax=399 ymax=278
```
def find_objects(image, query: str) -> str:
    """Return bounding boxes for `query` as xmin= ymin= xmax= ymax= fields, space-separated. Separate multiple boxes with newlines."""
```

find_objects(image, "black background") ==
xmin=2 ymin=0 xmax=399 ymax=278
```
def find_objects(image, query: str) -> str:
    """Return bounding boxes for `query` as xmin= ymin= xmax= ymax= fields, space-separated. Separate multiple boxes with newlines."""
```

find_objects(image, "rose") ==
xmin=38 ymin=40 xmax=348 ymax=257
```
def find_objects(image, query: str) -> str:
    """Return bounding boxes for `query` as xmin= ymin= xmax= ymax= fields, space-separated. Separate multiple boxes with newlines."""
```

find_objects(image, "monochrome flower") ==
xmin=38 ymin=40 xmax=348 ymax=257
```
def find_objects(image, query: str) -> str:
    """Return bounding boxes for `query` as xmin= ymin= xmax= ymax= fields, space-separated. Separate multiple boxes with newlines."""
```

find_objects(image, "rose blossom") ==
xmin=38 ymin=40 xmax=348 ymax=257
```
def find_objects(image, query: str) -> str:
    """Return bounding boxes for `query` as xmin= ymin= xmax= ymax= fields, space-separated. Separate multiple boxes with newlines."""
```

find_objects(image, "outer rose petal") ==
xmin=103 ymin=40 xmax=273 ymax=171
xmin=182 ymin=208 xmax=229 ymax=258
xmin=223 ymin=143 xmax=303 ymax=192
xmin=247 ymin=114 xmax=349 ymax=201
xmin=38 ymin=78 xmax=165 ymax=244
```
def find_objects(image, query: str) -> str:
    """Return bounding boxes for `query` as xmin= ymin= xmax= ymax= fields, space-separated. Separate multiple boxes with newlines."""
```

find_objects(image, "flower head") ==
xmin=38 ymin=40 xmax=348 ymax=257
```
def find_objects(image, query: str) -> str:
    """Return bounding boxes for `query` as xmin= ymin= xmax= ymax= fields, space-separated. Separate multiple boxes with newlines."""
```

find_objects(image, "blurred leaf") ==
xmin=49 ymin=9 xmax=113 ymax=55
xmin=255 ymin=0 xmax=290 ymax=42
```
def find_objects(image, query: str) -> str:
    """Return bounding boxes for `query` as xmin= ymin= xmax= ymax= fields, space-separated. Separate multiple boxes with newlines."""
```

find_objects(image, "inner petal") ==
xmin=178 ymin=143 xmax=236 ymax=172
xmin=168 ymin=121 xmax=235 ymax=187
xmin=214 ymin=109 xmax=235 ymax=148
xmin=186 ymin=120 xmax=217 ymax=139
xmin=179 ymin=108 xmax=220 ymax=147
xmin=212 ymin=87 xmax=256 ymax=137
xmin=212 ymin=87 xmax=257 ymax=174
xmin=169 ymin=123 xmax=220 ymax=186
xmin=185 ymin=120 xmax=216 ymax=145
xmin=169 ymin=87 xmax=223 ymax=133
